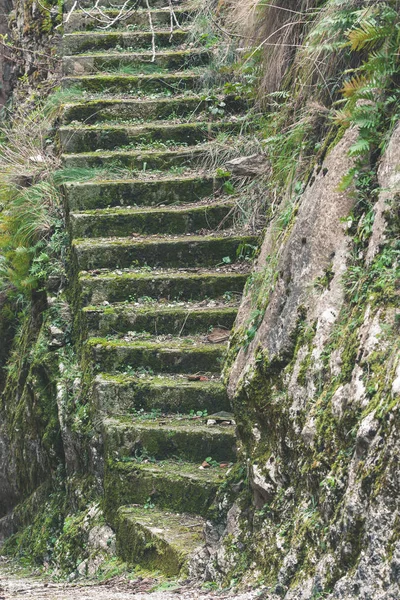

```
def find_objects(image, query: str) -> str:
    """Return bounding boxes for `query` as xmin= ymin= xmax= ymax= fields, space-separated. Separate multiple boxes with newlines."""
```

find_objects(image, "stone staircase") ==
xmin=61 ymin=0 xmax=256 ymax=577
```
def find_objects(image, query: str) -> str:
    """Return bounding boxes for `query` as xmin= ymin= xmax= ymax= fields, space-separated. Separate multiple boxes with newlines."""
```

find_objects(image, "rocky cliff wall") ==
xmin=200 ymin=122 xmax=400 ymax=598
xmin=0 ymin=0 xmax=13 ymax=104
xmin=0 ymin=0 xmax=63 ymax=542
xmin=0 ymin=0 xmax=61 ymax=107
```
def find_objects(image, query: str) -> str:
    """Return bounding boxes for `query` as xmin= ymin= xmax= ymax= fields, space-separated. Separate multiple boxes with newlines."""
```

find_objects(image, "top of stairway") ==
xmin=64 ymin=0 xmax=193 ymax=9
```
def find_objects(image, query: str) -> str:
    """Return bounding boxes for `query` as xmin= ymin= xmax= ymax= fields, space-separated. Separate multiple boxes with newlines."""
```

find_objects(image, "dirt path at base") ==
xmin=0 ymin=568 xmax=264 ymax=600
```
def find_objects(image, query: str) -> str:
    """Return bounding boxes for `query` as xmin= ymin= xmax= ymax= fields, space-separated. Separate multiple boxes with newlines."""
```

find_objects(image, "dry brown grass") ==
xmin=226 ymin=0 xmax=321 ymax=98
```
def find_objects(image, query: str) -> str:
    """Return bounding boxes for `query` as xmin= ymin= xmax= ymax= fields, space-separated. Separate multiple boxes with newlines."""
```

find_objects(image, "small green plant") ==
xmin=216 ymin=167 xmax=231 ymax=178
xmin=204 ymin=456 xmax=220 ymax=468
xmin=217 ymin=256 xmax=232 ymax=267
xmin=121 ymin=365 xmax=155 ymax=377
xmin=189 ymin=409 xmax=208 ymax=418
xmin=134 ymin=448 xmax=157 ymax=464
xmin=130 ymin=407 xmax=162 ymax=420
xmin=237 ymin=243 xmax=257 ymax=262
xmin=223 ymin=180 xmax=235 ymax=194
xmin=202 ymin=581 xmax=219 ymax=590
xmin=144 ymin=497 xmax=155 ymax=510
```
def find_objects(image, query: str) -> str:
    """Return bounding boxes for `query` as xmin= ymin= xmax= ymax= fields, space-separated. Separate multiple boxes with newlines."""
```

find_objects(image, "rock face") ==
xmin=0 ymin=0 xmax=13 ymax=104
xmin=228 ymin=126 xmax=359 ymax=392
xmin=0 ymin=305 xmax=64 ymax=536
xmin=198 ymin=124 xmax=400 ymax=597
xmin=0 ymin=0 xmax=61 ymax=106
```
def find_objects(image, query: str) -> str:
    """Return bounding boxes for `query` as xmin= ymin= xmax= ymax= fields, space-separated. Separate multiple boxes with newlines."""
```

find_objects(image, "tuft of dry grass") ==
xmin=226 ymin=0 xmax=321 ymax=98
xmin=0 ymin=97 xmax=64 ymax=296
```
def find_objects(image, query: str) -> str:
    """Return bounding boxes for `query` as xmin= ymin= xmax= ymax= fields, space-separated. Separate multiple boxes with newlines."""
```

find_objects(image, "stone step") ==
xmin=62 ymin=145 xmax=206 ymax=170
xmin=69 ymin=200 xmax=234 ymax=237
xmin=104 ymin=416 xmax=236 ymax=462
xmin=65 ymin=175 xmax=219 ymax=211
xmin=61 ymin=95 xmax=243 ymax=125
xmin=59 ymin=120 xmax=236 ymax=153
xmin=62 ymin=71 xmax=204 ymax=95
xmin=104 ymin=459 xmax=225 ymax=519
xmin=72 ymin=234 xmax=258 ymax=270
xmin=84 ymin=336 xmax=226 ymax=374
xmin=83 ymin=302 xmax=237 ymax=336
xmin=63 ymin=29 xmax=188 ymax=55
xmin=115 ymin=506 xmax=204 ymax=577
xmin=64 ymin=0 xmax=189 ymax=9
xmin=63 ymin=49 xmax=209 ymax=76
xmin=64 ymin=8 xmax=192 ymax=33
xmin=92 ymin=373 xmax=230 ymax=415
xmin=79 ymin=268 xmax=248 ymax=305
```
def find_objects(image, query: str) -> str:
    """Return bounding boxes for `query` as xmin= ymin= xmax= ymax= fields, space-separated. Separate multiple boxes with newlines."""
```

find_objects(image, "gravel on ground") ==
xmin=0 ymin=564 xmax=265 ymax=600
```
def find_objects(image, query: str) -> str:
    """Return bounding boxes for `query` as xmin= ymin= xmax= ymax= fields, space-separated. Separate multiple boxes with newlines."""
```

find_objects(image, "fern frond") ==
xmin=347 ymin=20 xmax=389 ymax=51
xmin=340 ymin=75 xmax=366 ymax=98
xmin=348 ymin=138 xmax=371 ymax=156
xmin=333 ymin=109 xmax=352 ymax=125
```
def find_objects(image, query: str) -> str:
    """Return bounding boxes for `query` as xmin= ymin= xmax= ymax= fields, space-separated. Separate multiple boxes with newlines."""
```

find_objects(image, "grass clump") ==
xmin=0 ymin=88 xmax=84 ymax=302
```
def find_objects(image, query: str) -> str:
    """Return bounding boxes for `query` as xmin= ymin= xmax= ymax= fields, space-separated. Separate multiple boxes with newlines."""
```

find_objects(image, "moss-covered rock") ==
xmin=104 ymin=459 xmax=224 ymax=520
xmin=62 ymin=146 xmax=205 ymax=171
xmin=73 ymin=234 xmax=258 ymax=271
xmin=69 ymin=201 xmax=234 ymax=238
xmin=83 ymin=304 xmax=237 ymax=337
xmin=84 ymin=337 xmax=226 ymax=374
xmin=59 ymin=120 xmax=239 ymax=153
xmin=63 ymin=30 xmax=188 ymax=55
xmin=103 ymin=416 xmax=237 ymax=462
xmin=63 ymin=71 xmax=202 ymax=95
xmin=116 ymin=506 xmax=204 ymax=577
xmin=80 ymin=270 xmax=248 ymax=306
xmin=65 ymin=176 xmax=219 ymax=211
xmin=64 ymin=8 xmax=192 ymax=34
xmin=92 ymin=374 xmax=231 ymax=415
xmin=61 ymin=95 xmax=211 ymax=124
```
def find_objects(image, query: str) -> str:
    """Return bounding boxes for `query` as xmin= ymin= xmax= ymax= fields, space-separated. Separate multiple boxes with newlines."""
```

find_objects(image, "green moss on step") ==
xmin=104 ymin=460 xmax=223 ymax=520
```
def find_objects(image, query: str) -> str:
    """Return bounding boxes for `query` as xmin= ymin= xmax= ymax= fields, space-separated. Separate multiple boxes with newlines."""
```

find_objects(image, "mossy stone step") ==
xmin=80 ymin=269 xmax=248 ymax=306
xmin=85 ymin=337 xmax=226 ymax=374
xmin=64 ymin=8 xmax=192 ymax=33
xmin=93 ymin=373 xmax=230 ymax=415
xmin=73 ymin=234 xmax=257 ymax=270
xmin=104 ymin=416 xmax=236 ymax=462
xmin=61 ymin=96 xmax=223 ymax=125
xmin=83 ymin=303 xmax=237 ymax=336
xmin=62 ymin=146 xmax=205 ymax=170
xmin=104 ymin=459 xmax=225 ymax=519
xmin=64 ymin=0 xmax=188 ymax=9
xmin=69 ymin=201 xmax=234 ymax=237
xmin=65 ymin=176 xmax=218 ymax=211
xmin=59 ymin=120 xmax=237 ymax=153
xmin=63 ymin=71 xmax=203 ymax=95
xmin=116 ymin=506 xmax=204 ymax=577
xmin=63 ymin=49 xmax=209 ymax=76
xmin=63 ymin=29 xmax=188 ymax=55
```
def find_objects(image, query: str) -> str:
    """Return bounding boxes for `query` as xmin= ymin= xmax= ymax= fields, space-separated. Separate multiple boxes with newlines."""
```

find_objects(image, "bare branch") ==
xmin=145 ymin=0 xmax=156 ymax=62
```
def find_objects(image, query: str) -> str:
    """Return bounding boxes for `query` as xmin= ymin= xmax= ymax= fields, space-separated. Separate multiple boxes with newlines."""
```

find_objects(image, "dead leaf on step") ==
xmin=187 ymin=374 xmax=209 ymax=381
xmin=207 ymin=328 xmax=230 ymax=343
xmin=200 ymin=461 xmax=211 ymax=468
xmin=220 ymin=462 xmax=230 ymax=468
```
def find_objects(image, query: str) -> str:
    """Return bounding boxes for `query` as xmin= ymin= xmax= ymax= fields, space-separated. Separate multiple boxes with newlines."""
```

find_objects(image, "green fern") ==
xmin=337 ymin=2 xmax=400 ymax=169
xmin=348 ymin=138 xmax=371 ymax=157
xmin=347 ymin=19 xmax=390 ymax=51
